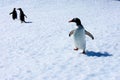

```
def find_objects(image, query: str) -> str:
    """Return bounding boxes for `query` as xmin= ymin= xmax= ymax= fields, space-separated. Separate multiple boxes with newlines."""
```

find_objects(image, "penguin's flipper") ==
xmin=69 ymin=30 xmax=75 ymax=37
xmin=85 ymin=30 xmax=94 ymax=40
xmin=9 ymin=12 xmax=13 ymax=15
xmin=24 ymin=14 xmax=27 ymax=18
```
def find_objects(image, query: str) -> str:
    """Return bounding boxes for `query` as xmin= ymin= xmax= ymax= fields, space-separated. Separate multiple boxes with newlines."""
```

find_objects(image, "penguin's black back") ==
xmin=18 ymin=8 xmax=26 ymax=22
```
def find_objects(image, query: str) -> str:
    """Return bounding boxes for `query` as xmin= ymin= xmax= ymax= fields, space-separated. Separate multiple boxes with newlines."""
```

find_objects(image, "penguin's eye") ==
xmin=73 ymin=18 xmax=76 ymax=21
xmin=72 ymin=19 xmax=76 ymax=22
xmin=74 ymin=18 xmax=78 ymax=21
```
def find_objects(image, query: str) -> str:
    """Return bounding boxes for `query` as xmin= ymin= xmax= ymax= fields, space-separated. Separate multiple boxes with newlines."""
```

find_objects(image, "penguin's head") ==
xmin=13 ymin=8 xmax=16 ymax=11
xmin=69 ymin=18 xmax=81 ymax=25
xmin=17 ymin=8 xmax=22 ymax=11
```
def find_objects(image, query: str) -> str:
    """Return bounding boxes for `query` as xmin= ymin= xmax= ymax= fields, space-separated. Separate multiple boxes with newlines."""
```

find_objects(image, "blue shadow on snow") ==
xmin=86 ymin=51 xmax=112 ymax=57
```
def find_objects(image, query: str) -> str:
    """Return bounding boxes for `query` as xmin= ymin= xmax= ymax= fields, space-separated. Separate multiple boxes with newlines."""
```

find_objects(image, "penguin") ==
xmin=9 ymin=8 xmax=17 ymax=20
xmin=69 ymin=18 xmax=94 ymax=54
xmin=17 ymin=8 xmax=27 ymax=23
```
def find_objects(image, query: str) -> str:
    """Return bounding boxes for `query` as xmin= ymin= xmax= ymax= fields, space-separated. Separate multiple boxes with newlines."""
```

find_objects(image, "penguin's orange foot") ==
xmin=74 ymin=48 xmax=78 ymax=51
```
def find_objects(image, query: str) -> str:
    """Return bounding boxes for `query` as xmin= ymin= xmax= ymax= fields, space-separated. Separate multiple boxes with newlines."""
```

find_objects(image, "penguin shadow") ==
xmin=115 ymin=0 xmax=120 ymax=1
xmin=85 ymin=51 xmax=112 ymax=57
xmin=25 ymin=21 xmax=33 ymax=23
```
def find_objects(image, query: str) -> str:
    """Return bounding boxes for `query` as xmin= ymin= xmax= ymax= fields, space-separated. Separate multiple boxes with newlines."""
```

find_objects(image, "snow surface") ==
xmin=0 ymin=0 xmax=120 ymax=80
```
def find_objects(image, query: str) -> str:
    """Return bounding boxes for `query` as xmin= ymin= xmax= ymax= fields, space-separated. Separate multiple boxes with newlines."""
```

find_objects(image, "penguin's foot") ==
xmin=82 ymin=50 xmax=86 ymax=54
xmin=74 ymin=48 xmax=78 ymax=51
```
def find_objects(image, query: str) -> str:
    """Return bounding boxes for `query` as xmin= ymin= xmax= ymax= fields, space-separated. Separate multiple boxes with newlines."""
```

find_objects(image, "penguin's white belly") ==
xmin=73 ymin=28 xmax=86 ymax=50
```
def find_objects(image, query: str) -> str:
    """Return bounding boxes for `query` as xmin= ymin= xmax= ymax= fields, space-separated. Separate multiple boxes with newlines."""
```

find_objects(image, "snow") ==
xmin=0 ymin=0 xmax=120 ymax=80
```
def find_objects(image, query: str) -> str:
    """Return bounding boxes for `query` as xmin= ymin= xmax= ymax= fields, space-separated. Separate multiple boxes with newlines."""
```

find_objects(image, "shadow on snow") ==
xmin=25 ymin=21 xmax=33 ymax=23
xmin=85 ymin=51 xmax=112 ymax=57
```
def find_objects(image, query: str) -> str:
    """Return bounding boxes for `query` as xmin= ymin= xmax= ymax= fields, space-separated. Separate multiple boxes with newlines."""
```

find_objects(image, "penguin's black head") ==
xmin=69 ymin=18 xmax=81 ymax=25
xmin=17 ymin=8 xmax=22 ymax=11
xmin=13 ymin=8 xmax=16 ymax=11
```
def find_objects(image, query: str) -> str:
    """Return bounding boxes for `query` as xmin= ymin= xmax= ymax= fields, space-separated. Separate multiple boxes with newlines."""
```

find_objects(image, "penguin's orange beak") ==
xmin=69 ymin=20 xmax=73 ymax=23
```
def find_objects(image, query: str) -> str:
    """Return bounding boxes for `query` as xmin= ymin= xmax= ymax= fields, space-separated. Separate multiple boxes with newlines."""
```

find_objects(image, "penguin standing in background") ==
xmin=9 ymin=8 xmax=17 ymax=20
xmin=69 ymin=18 xmax=94 ymax=54
xmin=17 ymin=8 xmax=27 ymax=23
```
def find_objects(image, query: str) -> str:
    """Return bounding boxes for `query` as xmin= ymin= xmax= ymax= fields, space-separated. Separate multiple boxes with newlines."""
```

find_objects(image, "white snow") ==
xmin=0 ymin=0 xmax=120 ymax=80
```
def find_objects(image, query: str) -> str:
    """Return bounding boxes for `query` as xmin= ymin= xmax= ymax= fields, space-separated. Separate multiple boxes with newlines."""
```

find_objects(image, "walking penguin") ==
xmin=9 ymin=8 xmax=17 ymax=20
xmin=17 ymin=8 xmax=27 ymax=23
xmin=69 ymin=18 xmax=94 ymax=54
